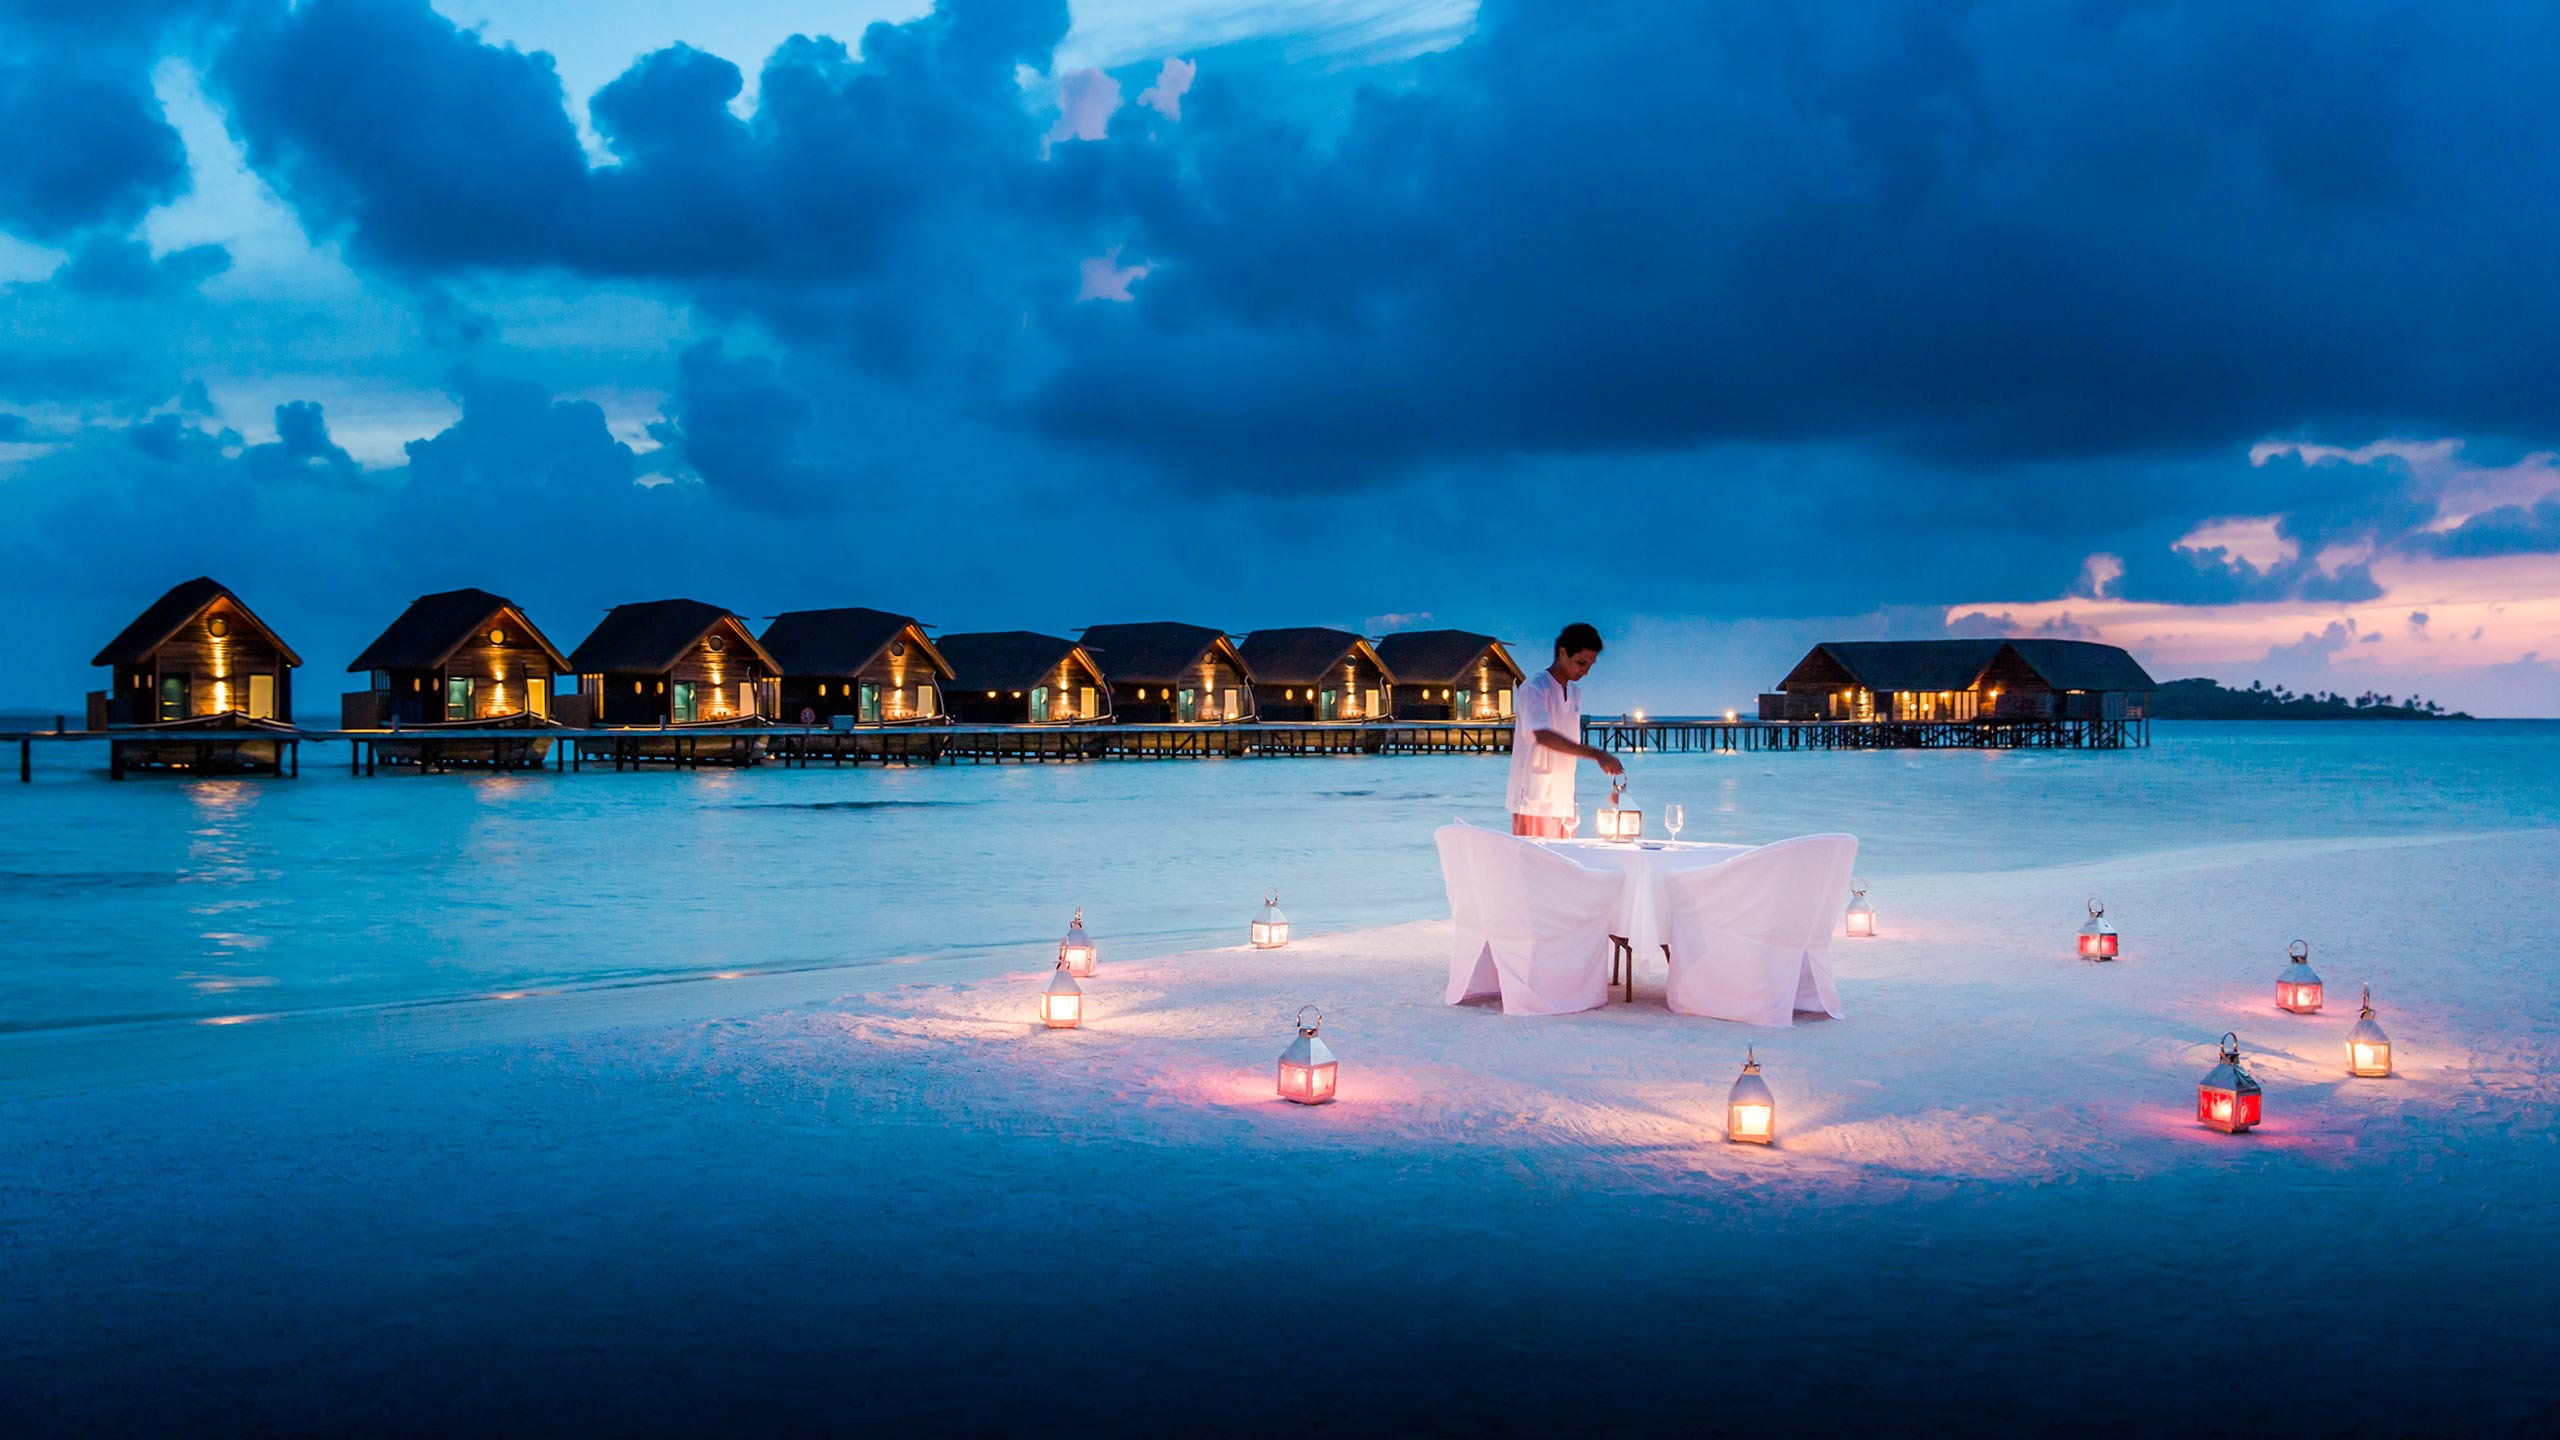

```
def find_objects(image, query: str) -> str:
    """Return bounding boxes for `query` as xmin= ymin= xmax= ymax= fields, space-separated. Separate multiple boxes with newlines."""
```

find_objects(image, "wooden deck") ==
xmin=1583 ymin=715 xmax=2149 ymax=752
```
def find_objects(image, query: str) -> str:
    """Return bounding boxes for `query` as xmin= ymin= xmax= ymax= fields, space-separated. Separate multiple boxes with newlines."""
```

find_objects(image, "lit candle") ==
xmin=1725 ymin=1048 xmax=1776 ymax=1144
xmin=1038 ymin=961 xmax=1083 ymax=1029
xmin=2345 ymin=985 xmax=2392 ymax=1078
xmin=2276 ymin=940 xmax=2324 ymax=1015
xmin=2196 ymin=1032 xmax=2263 ymax=1134
xmin=1843 ymin=879 xmax=1875 ymax=938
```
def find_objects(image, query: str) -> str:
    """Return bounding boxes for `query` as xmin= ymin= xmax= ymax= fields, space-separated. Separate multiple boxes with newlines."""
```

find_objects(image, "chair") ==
xmin=1435 ymin=824 xmax=1626 ymax=1015
xmin=1657 ymin=834 xmax=1857 ymax=1026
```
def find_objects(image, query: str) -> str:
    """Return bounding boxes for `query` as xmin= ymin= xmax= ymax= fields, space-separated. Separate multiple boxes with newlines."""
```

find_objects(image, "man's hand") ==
xmin=1596 ymin=752 xmax=1625 ymax=777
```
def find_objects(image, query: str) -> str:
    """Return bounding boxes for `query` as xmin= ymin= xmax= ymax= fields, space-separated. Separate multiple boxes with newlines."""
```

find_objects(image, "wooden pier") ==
xmin=1583 ymin=715 xmax=2148 ymax=752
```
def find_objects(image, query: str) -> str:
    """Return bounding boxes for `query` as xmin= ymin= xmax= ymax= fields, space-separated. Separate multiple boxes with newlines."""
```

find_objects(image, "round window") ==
xmin=706 ymin=634 xmax=727 ymax=654
xmin=489 ymin=628 xmax=507 ymax=646
xmin=890 ymin=640 xmax=908 ymax=658
xmin=207 ymin=616 xmax=230 ymax=638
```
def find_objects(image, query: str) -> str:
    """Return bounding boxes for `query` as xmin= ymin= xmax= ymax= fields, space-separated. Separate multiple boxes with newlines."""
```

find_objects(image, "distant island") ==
xmin=2151 ymin=678 xmax=2470 ymax=720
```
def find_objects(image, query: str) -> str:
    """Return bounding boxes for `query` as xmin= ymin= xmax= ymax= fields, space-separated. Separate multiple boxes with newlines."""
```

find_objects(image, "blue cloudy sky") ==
xmin=5 ymin=0 xmax=2560 ymax=714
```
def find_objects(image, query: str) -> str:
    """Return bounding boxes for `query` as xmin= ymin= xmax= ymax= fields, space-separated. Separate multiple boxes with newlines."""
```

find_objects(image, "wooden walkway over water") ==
xmin=1582 ymin=715 xmax=2148 ymax=752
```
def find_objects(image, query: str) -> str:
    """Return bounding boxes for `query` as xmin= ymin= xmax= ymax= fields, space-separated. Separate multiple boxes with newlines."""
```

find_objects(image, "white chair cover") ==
xmin=1658 ymin=833 xmax=1857 ymax=1026
xmin=1434 ymin=824 xmax=1625 ymax=1015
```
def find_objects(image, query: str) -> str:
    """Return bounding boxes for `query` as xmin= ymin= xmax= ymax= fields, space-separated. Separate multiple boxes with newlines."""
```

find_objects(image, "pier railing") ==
xmin=1581 ymin=715 xmax=2148 ymax=752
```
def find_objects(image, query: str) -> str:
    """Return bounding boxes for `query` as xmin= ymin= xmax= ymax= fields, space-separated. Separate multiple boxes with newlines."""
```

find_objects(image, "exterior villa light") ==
xmin=1725 ymin=1048 xmax=1775 ymax=1144
xmin=1277 ymin=1006 xmax=1338 ymax=1105
xmin=1724 ymin=708 xmax=1738 ymax=722
xmin=2277 ymin=940 xmax=2324 ymax=1014
xmin=1039 ymin=961 xmax=1084 ymax=1029
xmin=1058 ymin=908 xmax=1098 ymax=978
xmin=2077 ymin=898 xmax=2118 ymax=959
xmin=2198 ymin=1032 xmax=2263 ymax=1133
xmin=1843 ymin=879 xmax=1875 ymax=938
xmin=1596 ymin=779 xmax=1641 ymax=842
xmin=2346 ymin=985 xmax=2393 ymax=1078
xmin=1251 ymin=889 xmax=1291 ymax=949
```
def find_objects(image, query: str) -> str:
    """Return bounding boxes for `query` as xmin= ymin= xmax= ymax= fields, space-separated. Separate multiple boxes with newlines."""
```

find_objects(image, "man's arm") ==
xmin=1534 ymin=726 xmax=1624 ymax=776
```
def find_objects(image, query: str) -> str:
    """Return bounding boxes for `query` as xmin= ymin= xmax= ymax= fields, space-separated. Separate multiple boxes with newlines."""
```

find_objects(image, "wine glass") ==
xmin=1561 ymin=809 xmax=1581 ymax=841
xmin=1664 ymin=803 xmax=1685 ymax=842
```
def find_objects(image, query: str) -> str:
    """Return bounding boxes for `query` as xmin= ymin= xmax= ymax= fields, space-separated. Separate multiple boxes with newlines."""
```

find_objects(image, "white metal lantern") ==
xmin=1251 ymin=889 xmax=1291 ymax=949
xmin=1843 ymin=879 xmax=1875 ymax=938
xmin=2345 ymin=985 xmax=2392 ymax=1078
xmin=1597 ymin=779 xmax=1641 ymax=843
xmin=1057 ymin=907 xmax=1098 ymax=977
xmin=2077 ymin=898 xmax=2118 ymax=959
xmin=2197 ymin=1031 xmax=2262 ymax=1133
xmin=1725 ymin=1048 xmax=1776 ymax=1144
xmin=2276 ymin=940 xmax=2324 ymax=1014
xmin=1038 ymin=961 xmax=1083 ymax=1029
xmin=1277 ymin=1005 xmax=1338 ymax=1105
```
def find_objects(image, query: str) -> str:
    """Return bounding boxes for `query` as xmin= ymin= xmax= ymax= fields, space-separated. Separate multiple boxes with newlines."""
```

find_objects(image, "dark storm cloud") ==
xmin=0 ymin=58 xmax=188 ymax=240
xmin=646 ymin=340 xmax=842 ymax=515
xmin=53 ymin=235 xmax=233 ymax=296
xmin=2417 ymin=497 xmax=2560 ymax=559
xmin=244 ymin=400 xmax=358 ymax=482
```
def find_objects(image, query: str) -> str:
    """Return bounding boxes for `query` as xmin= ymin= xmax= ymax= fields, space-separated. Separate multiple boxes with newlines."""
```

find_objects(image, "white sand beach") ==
xmin=8 ymin=822 xmax=2556 ymax=1434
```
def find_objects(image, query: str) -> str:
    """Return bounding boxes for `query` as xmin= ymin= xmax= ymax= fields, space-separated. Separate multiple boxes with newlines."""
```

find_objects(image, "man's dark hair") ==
xmin=1554 ymin=622 xmax=1604 ymax=657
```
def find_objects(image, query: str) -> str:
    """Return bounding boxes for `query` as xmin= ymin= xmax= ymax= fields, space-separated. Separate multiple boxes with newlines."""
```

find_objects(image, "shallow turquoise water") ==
xmin=2 ymin=721 xmax=2553 ymax=1033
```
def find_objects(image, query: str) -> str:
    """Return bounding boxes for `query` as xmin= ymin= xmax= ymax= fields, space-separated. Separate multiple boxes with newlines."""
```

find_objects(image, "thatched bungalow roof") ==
xmin=1781 ymin=639 xmax=2154 ymax=693
xmin=758 ymin=607 xmax=952 ymax=680
xmin=1075 ymin=621 xmax=1250 ymax=684
xmin=1237 ymin=627 xmax=1395 ymax=686
xmin=567 ymin=599 xmax=778 ymax=674
xmin=93 ymin=576 xmax=303 ymax=668
xmin=1374 ymin=629 xmax=1521 ymax=686
xmin=937 ymin=631 xmax=1096 ymax=692
xmin=347 ymin=588 xmax=568 ymax=673
xmin=1999 ymin=639 xmax=2158 ymax=692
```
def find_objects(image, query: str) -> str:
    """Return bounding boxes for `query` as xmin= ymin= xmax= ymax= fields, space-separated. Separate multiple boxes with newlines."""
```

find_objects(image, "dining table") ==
xmin=1535 ymin=836 xmax=1752 ymax=989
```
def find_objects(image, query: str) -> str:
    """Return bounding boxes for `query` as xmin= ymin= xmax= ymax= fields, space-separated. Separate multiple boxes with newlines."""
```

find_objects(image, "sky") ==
xmin=4 ymin=0 xmax=2559 ymax=717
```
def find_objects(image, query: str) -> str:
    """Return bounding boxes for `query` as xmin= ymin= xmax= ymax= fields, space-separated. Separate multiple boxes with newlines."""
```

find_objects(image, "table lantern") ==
xmin=1843 ymin=879 xmax=1875 ymax=938
xmin=2276 ymin=940 xmax=2324 ymax=1014
xmin=2077 ymin=898 xmax=2118 ymax=959
xmin=2345 ymin=985 xmax=2392 ymax=1078
xmin=1725 ymin=1048 xmax=1776 ymax=1144
xmin=1057 ymin=908 xmax=1098 ymax=978
xmin=2197 ymin=1031 xmax=2262 ymax=1133
xmin=1251 ymin=889 xmax=1291 ymax=949
xmin=1597 ymin=780 xmax=1641 ymax=843
xmin=1038 ymin=961 xmax=1083 ymax=1029
xmin=1277 ymin=1005 xmax=1338 ymax=1105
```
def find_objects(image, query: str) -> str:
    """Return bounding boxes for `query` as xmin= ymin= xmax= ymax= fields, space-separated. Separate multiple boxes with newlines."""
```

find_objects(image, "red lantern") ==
xmin=2196 ymin=1032 xmax=2263 ymax=1134
xmin=2276 ymin=940 xmax=2324 ymax=1014
xmin=2076 ymin=898 xmax=2118 ymax=959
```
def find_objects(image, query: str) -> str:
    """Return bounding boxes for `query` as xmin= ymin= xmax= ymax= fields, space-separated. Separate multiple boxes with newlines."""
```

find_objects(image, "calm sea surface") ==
xmin=3 ymin=722 xmax=2553 ymax=1041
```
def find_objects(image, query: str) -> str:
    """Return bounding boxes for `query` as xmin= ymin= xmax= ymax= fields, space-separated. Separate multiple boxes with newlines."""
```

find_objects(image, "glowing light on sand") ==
xmin=2197 ymin=1032 xmax=2263 ymax=1133
xmin=1277 ymin=1006 xmax=1338 ymax=1105
xmin=1725 ymin=1048 xmax=1776 ymax=1144
xmin=2277 ymin=940 xmax=2325 ymax=1014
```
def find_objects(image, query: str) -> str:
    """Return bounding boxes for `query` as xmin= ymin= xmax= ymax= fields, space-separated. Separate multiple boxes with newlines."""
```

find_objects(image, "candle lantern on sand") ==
xmin=1251 ymin=889 xmax=1291 ymax=949
xmin=1843 ymin=879 xmax=1876 ymax=938
xmin=1597 ymin=779 xmax=1642 ymax=843
xmin=1057 ymin=907 xmax=1098 ymax=978
xmin=2077 ymin=898 xmax=2118 ymax=959
xmin=2345 ymin=986 xmax=2393 ymax=1078
xmin=1725 ymin=1048 xmax=1776 ymax=1144
xmin=2197 ymin=1032 xmax=2262 ymax=1133
xmin=1039 ymin=961 xmax=1083 ymax=1029
xmin=1277 ymin=1006 xmax=1339 ymax=1105
xmin=2276 ymin=940 xmax=2324 ymax=1014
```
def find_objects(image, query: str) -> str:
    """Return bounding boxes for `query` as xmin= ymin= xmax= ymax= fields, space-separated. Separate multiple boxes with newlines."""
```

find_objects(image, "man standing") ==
xmin=1508 ymin=622 xmax=1624 ymax=837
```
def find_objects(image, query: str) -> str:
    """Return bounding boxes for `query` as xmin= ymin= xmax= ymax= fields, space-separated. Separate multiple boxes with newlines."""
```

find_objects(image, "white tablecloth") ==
xmin=1536 ymin=838 xmax=1751 ymax=963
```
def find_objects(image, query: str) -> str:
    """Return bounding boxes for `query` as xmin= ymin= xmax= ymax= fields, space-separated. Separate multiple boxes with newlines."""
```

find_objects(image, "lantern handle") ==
xmin=1849 ymin=876 xmax=1867 ymax=898
xmin=2288 ymin=939 xmax=2310 ymax=962
xmin=2087 ymin=897 xmax=2104 ymax=918
xmin=1295 ymin=1004 xmax=1324 ymax=1034
xmin=1071 ymin=906 xmax=1084 ymax=927
xmin=1265 ymin=888 xmax=1279 ymax=907
xmin=2220 ymin=1031 xmax=2242 ymax=1061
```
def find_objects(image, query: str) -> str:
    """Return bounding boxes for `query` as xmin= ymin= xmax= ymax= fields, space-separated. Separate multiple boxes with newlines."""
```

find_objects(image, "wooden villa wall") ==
xmin=109 ymin=596 xmax=295 ymax=724
xmin=1256 ymin=651 xmax=1394 ymax=722
xmin=1389 ymin=649 xmax=1519 ymax=721
xmin=1110 ymin=649 xmax=1254 ymax=724
xmin=777 ymin=634 xmax=946 ymax=724
xmin=666 ymin=624 xmax=771 ymax=721
xmin=361 ymin=625 xmax=561 ymax=724
xmin=948 ymin=654 xmax=1108 ymax=724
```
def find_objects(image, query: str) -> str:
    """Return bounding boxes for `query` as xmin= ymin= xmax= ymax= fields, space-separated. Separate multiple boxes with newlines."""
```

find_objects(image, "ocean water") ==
xmin=4 ymin=721 xmax=2554 ymax=1047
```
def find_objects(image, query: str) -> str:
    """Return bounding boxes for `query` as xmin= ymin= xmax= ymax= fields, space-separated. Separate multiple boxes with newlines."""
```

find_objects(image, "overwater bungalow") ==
xmin=1238 ymin=627 xmax=1396 ymax=722
xmin=936 ymin=631 xmax=1112 ymax=723
xmin=760 ymin=607 xmax=952 ymax=726
xmin=1762 ymin=639 xmax=2156 ymax=722
xmin=87 ymin=576 xmax=301 ymax=775
xmin=565 ymin=599 xmax=780 ymax=726
xmin=1076 ymin=622 xmax=1257 ymax=723
xmin=343 ymin=588 xmax=568 ymax=728
xmin=91 ymin=576 xmax=299 ymax=726
xmin=1374 ymin=629 xmax=1526 ymax=721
